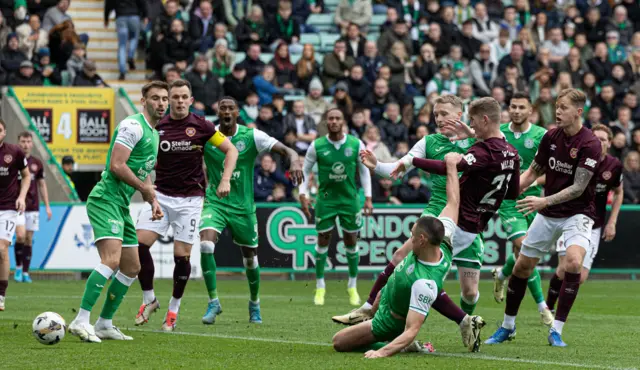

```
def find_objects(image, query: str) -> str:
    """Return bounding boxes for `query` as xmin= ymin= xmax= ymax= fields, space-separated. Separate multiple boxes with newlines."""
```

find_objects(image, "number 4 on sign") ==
xmin=57 ymin=112 xmax=72 ymax=139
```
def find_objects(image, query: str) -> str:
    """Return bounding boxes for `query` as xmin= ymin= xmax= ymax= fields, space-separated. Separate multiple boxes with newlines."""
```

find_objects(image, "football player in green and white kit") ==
xmin=200 ymin=97 xmax=304 ymax=325
xmin=332 ymin=154 xmax=461 ymax=358
xmin=298 ymin=108 xmax=373 ymax=306
xmin=491 ymin=92 xmax=554 ymax=326
xmin=68 ymin=81 xmax=169 ymax=343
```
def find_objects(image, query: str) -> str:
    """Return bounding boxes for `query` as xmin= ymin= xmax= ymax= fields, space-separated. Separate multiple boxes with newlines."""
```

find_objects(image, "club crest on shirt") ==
xmin=406 ymin=263 xmax=415 ymax=275
xmin=185 ymin=127 xmax=196 ymax=137
xmin=344 ymin=147 xmax=353 ymax=157
xmin=524 ymin=138 xmax=534 ymax=149
xmin=30 ymin=163 xmax=38 ymax=172
xmin=570 ymin=148 xmax=578 ymax=159
xmin=550 ymin=144 xmax=556 ymax=151
xmin=603 ymin=171 xmax=612 ymax=180
xmin=235 ymin=140 xmax=246 ymax=152
xmin=4 ymin=154 xmax=12 ymax=164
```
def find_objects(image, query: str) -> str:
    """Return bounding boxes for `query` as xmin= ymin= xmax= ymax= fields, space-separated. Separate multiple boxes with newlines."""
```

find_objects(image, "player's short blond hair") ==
xmin=434 ymin=95 xmax=463 ymax=111
xmin=557 ymin=88 xmax=587 ymax=108
xmin=592 ymin=123 xmax=613 ymax=141
xmin=468 ymin=97 xmax=501 ymax=124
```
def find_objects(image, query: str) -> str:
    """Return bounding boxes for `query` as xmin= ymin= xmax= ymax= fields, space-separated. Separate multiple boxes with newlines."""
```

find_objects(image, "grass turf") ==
xmin=1 ymin=279 xmax=638 ymax=369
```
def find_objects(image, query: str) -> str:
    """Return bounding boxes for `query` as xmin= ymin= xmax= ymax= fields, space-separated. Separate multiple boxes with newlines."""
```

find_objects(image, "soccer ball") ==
xmin=32 ymin=312 xmax=66 ymax=345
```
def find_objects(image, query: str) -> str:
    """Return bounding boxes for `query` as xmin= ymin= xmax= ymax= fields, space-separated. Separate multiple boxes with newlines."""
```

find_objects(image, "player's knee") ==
xmin=101 ymin=257 xmax=120 ymax=271
xmin=332 ymin=332 xmax=347 ymax=352
xmin=122 ymin=260 xmax=141 ymax=277
xmin=461 ymin=286 xmax=478 ymax=301
xmin=243 ymin=255 xmax=259 ymax=269
xmin=200 ymin=241 xmax=215 ymax=254
xmin=318 ymin=232 xmax=331 ymax=245
xmin=564 ymin=256 xmax=582 ymax=273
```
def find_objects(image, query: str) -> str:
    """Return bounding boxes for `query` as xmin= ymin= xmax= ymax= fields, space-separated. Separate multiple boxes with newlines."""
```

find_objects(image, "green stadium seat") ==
xmin=235 ymin=51 xmax=246 ymax=64
xmin=323 ymin=96 xmax=333 ymax=103
xmin=260 ymin=53 xmax=274 ymax=63
xmin=61 ymin=70 xmax=70 ymax=86
xmin=315 ymin=53 xmax=324 ymax=64
xmin=284 ymin=95 xmax=305 ymax=101
xmin=366 ymin=32 xmax=379 ymax=41
xmin=320 ymin=33 xmax=341 ymax=52
xmin=307 ymin=14 xmax=335 ymax=31
xmin=413 ymin=96 xmax=426 ymax=110
xmin=371 ymin=14 xmax=386 ymax=26
xmin=300 ymin=33 xmax=321 ymax=47
xmin=290 ymin=53 xmax=301 ymax=64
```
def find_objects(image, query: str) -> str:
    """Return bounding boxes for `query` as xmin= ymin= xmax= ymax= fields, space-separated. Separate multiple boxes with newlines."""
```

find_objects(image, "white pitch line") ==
xmin=128 ymin=328 xmax=635 ymax=370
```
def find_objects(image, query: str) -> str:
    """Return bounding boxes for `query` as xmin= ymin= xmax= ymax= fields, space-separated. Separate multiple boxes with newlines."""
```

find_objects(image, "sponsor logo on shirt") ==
xmin=570 ymin=148 xmax=578 ymax=159
xmin=160 ymin=140 xmax=194 ymax=152
xmin=548 ymin=157 xmax=573 ymax=175
xmin=330 ymin=162 xmax=347 ymax=181
xmin=185 ymin=127 xmax=196 ymax=137
xmin=550 ymin=144 xmax=557 ymax=151
xmin=464 ymin=153 xmax=476 ymax=165
xmin=406 ymin=263 xmax=415 ymax=275
xmin=584 ymin=158 xmax=597 ymax=168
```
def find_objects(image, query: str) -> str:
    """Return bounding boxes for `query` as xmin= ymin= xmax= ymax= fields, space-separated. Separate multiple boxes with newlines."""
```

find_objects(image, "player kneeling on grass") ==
xmin=332 ymin=155 xmax=465 ymax=358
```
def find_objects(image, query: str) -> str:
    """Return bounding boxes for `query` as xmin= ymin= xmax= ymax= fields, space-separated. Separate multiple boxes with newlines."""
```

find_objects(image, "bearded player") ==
xmin=486 ymin=88 xmax=601 ymax=347
xmin=490 ymin=93 xmax=554 ymax=325
xmin=68 ymin=81 xmax=168 ymax=343
xmin=200 ymin=97 xmax=303 ymax=325
xmin=298 ymin=108 xmax=373 ymax=306
xmin=134 ymin=80 xmax=238 ymax=331
xmin=13 ymin=131 xmax=52 ymax=284
xmin=335 ymin=95 xmax=482 ymax=324
xmin=546 ymin=124 xmax=623 ymax=310
xmin=332 ymin=154 xmax=462 ymax=358
xmin=0 ymin=119 xmax=31 ymax=311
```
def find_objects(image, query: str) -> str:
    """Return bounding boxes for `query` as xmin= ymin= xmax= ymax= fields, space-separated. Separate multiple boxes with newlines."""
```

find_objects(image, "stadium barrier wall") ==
xmin=13 ymin=203 xmax=640 ymax=278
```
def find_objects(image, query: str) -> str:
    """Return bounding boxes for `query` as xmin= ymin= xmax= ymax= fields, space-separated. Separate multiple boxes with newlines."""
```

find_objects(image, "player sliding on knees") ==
xmin=332 ymin=154 xmax=462 ymax=358
xmin=200 ymin=97 xmax=303 ymax=325
xmin=69 ymin=82 xmax=169 ymax=343
xmin=298 ymin=108 xmax=373 ymax=307
xmin=134 ymin=80 xmax=239 ymax=331
xmin=334 ymin=95 xmax=485 ymax=351
xmin=489 ymin=93 xmax=554 ymax=326
xmin=547 ymin=124 xmax=623 ymax=311
xmin=485 ymin=88 xmax=602 ymax=347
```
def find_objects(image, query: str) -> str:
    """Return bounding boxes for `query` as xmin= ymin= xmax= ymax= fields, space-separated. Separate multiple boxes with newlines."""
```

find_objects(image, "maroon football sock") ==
xmin=555 ymin=272 xmax=581 ymax=323
xmin=137 ymin=243 xmax=154 ymax=291
xmin=367 ymin=262 xmax=395 ymax=305
xmin=172 ymin=256 xmax=191 ymax=299
xmin=546 ymin=273 xmax=563 ymax=311
xmin=14 ymin=242 xmax=24 ymax=267
xmin=22 ymin=245 xmax=32 ymax=273
xmin=505 ymin=275 xmax=528 ymax=316
xmin=432 ymin=290 xmax=466 ymax=324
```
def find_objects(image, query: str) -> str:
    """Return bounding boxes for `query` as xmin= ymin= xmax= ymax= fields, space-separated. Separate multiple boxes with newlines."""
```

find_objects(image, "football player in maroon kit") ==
xmin=134 ymin=79 xmax=238 ymax=331
xmin=486 ymin=88 xmax=602 ymax=347
xmin=547 ymin=124 xmax=624 ymax=309
xmin=13 ymin=131 xmax=52 ymax=284
xmin=0 ymin=119 xmax=31 ymax=311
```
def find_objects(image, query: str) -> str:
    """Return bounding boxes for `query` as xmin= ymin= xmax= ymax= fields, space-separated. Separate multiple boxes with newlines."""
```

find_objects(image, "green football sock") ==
xmin=501 ymin=253 xmax=516 ymax=279
xmin=99 ymin=272 xmax=134 ymax=320
xmin=528 ymin=268 xmax=545 ymax=304
xmin=345 ymin=246 xmax=359 ymax=279
xmin=244 ymin=256 xmax=260 ymax=302
xmin=80 ymin=266 xmax=111 ymax=312
xmin=315 ymin=247 xmax=328 ymax=280
xmin=201 ymin=251 xmax=218 ymax=299
xmin=460 ymin=292 xmax=479 ymax=315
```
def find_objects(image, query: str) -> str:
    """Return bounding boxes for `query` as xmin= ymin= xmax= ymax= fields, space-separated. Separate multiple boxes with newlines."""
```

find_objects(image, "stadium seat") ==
xmin=260 ymin=53 xmax=274 ymax=64
xmin=315 ymin=53 xmax=324 ymax=65
xmin=284 ymin=95 xmax=305 ymax=101
xmin=323 ymin=96 xmax=333 ymax=103
xmin=290 ymin=53 xmax=301 ymax=64
xmin=61 ymin=70 xmax=70 ymax=86
xmin=235 ymin=51 xmax=246 ymax=65
xmin=320 ymin=33 xmax=341 ymax=52
xmin=366 ymin=33 xmax=379 ymax=41
xmin=307 ymin=14 xmax=335 ymax=32
xmin=371 ymin=14 xmax=386 ymax=26
xmin=413 ymin=96 xmax=426 ymax=111
xmin=300 ymin=33 xmax=321 ymax=48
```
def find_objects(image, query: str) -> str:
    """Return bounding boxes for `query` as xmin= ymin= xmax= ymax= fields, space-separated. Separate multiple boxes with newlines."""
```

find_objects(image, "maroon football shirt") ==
xmin=593 ymin=154 xmax=623 ymax=229
xmin=533 ymin=127 xmax=602 ymax=220
xmin=23 ymin=156 xmax=44 ymax=212
xmin=154 ymin=113 xmax=217 ymax=198
xmin=0 ymin=143 xmax=27 ymax=211
xmin=457 ymin=137 xmax=520 ymax=234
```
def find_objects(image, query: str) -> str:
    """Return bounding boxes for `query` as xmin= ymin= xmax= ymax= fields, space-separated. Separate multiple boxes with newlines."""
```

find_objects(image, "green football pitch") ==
xmin=1 ymin=279 xmax=638 ymax=369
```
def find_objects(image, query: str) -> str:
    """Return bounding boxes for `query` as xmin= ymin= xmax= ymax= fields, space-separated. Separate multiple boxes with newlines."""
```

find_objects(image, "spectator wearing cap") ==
xmin=34 ymin=48 xmax=61 ymax=86
xmin=1 ymin=33 xmax=27 ymax=74
xmin=105 ymin=0 xmax=147 ymax=80
xmin=206 ymin=38 xmax=235 ymax=82
xmin=72 ymin=60 xmax=108 ymax=87
xmin=189 ymin=0 xmax=216 ymax=53
xmin=322 ymin=40 xmax=355 ymax=91
xmin=16 ymin=14 xmax=48 ymax=60
xmin=160 ymin=19 xmax=194 ymax=73
xmin=607 ymin=5 xmax=634 ymax=46
xmin=471 ymin=2 xmax=498 ymax=44
xmin=330 ymin=81 xmax=354 ymax=122
xmin=542 ymin=27 xmax=570 ymax=64
xmin=356 ymin=41 xmax=385 ymax=84
xmin=304 ymin=77 xmax=330 ymax=126
xmin=335 ymin=0 xmax=372 ymax=35
xmin=426 ymin=62 xmax=458 ymax=96
xmin=66 ymin=42 xmax=85 ymax=83
xmin=223 ymin=65 xmax=253 ymax=103
xmin=42 ymin=0 xmax=70 ymax=32
xmin=588 ymin=42 xmax=614 ymax=82
xmin=237 ymin=43 xmax=265 ymax=79
xmin=185 ymin=56 xmax=222 ymax=116
xmin=234 ymin=5 xmax=268 ymax=52
xmin=378 ymin=20 xmax=413 ymax=57
xmin=606 ymin=30 xmax=627 ymax=64
xmin=8 ymin=60 xmax=43 ymax=86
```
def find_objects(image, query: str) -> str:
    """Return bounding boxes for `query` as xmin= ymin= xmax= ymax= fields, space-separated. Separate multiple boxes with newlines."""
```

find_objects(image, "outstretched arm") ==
xmin=604 ymin=183 xmax=623 ymax=241
xmin=544 ymin=167 xmax=594 ymax=206
xmin=270 ymin=142 xmax=303 ymax=186
xmin=519 ymin=161 xmax=545 ymax=193
xmin=438 ymin=154 xmax=461 ymax=224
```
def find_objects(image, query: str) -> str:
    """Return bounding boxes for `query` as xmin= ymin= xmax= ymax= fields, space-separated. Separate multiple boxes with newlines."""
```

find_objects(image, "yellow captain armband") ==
xmin=208 ymin=131 xmax=226 ymax=147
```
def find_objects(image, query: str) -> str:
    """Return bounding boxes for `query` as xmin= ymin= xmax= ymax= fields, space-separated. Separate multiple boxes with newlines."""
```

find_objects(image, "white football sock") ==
xmin=75 ymin=308 xmax=91 ymax=324
xmin=502 ymin=314 xmax=516 ymax=330
xmin=316 ymin=278 xmax=325 ymax=289
xmin=498 ymin=269 xmax=506 ymax=281
xmin=347 ymin=277 xmax=357 ymax=289
xmin=168 ymin=297 xmax=181 ymax=313
xmin=95 ymin=317 xmax=112 ymax=329
xmin=552 ymin=320 xmax=565 ymax=335
xmin=143 ymin=290 xmax=155 ymax=305
xmin=361 ymin=302 xmax=373 ymax=310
